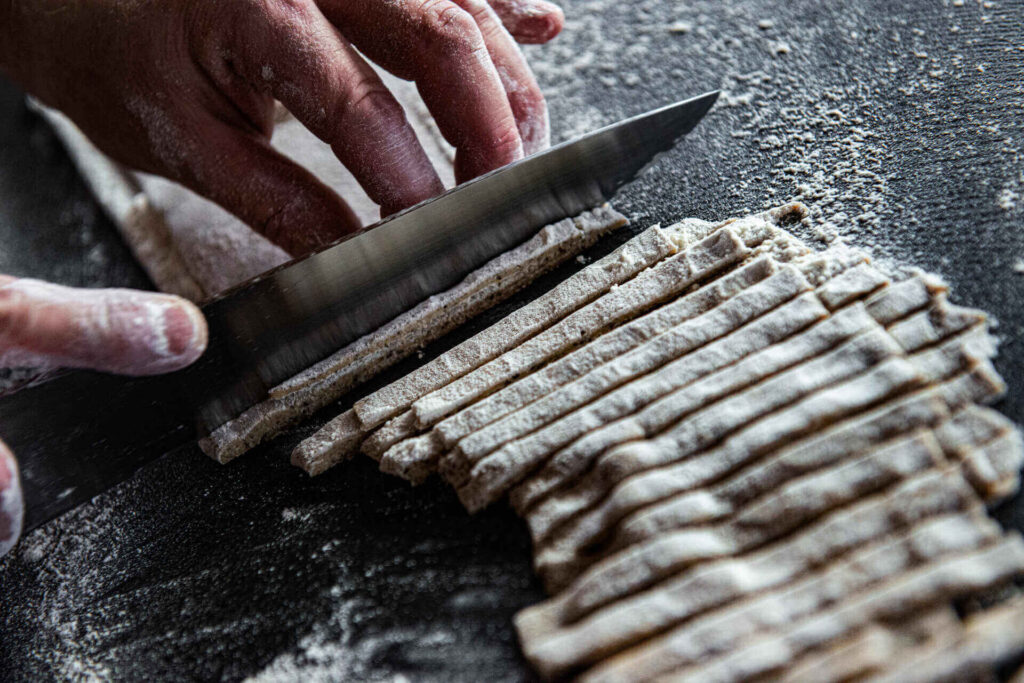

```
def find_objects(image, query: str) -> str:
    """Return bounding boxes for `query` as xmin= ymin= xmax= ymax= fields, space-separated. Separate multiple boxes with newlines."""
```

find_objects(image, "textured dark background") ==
xmin=2 ymin=0 xmax=1023 ymax=680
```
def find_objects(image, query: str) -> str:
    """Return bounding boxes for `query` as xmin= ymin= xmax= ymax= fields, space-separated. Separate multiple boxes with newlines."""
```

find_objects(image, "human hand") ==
xmin=0 ymin=276 xmax=208 ymax=557
xmin=0 ymin=0 xmax=564 ymax=257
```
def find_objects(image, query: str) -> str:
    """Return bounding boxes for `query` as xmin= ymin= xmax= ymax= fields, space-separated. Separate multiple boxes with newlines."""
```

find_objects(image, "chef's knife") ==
xmin=2 ymin=91 xmax=719 ymax=531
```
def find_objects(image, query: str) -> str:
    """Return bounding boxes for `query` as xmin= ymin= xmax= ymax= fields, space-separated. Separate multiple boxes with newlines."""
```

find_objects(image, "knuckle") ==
xmin=258 ymin=188 xmax=342 ymax=254
xmin=267 ymin=0 xmax=315 ymax=18
xmin=455 ymin=0 xmax=508 ymax=40
xmin=0 ymin=285 xmax=29 ymax=342
xmin=339 ymin=81 xmax=401 ymax=129
xmin=416 ymin=0 xmax=485 ymax=54
xmin=491 ymin=123 xmax=524 ymax=157
xmin=258 ymin=0 xmax=319 ymax=47
xmin=449 ymin=0 xmax=490 ymax=21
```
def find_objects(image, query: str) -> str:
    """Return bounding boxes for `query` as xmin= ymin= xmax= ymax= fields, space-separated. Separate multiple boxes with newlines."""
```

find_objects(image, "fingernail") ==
xmin=509 ymin=2 xmax=564 ymax=43
xmin=164 ymin=305 xmax=196 ymax=356
xmin=161 ymin=301 xmax=208 ymax=366
xmin=0 ymin=445 xmax=23 ymax=558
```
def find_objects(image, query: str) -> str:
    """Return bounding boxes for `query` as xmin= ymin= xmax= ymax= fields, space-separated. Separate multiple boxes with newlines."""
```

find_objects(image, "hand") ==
xmin=0 ymin=276 xmax=208 ymax=557
xmin=0 ymin=0 xmax=564 ymax=257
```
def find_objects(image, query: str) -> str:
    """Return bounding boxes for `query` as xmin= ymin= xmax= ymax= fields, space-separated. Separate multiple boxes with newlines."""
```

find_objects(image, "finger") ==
xmin=219 ymin=1 xmax=444 ymax=216
xmin=176 ymin=116 xmax=363 ymax=254
xmin=321 ymin=0 xmax=525 ymax=182
xmin=488 ymin=0 xmax=564 ymax=44
xmin=0 ymin=439 xmax=22 ymax=558
xmin=0 ymin=278 xmax=207 ymax=376
xmin=450 ymin=0 xmax=550 ymax=154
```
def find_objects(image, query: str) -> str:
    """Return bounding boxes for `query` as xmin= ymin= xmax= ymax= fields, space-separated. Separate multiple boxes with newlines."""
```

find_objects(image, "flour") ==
xmin=526 ymin=0 xmax=1023 ymax=294
xmin=999 ymin=170 xmax=1022 ymax=211
xmin=8 ymin=503 xmax=122 ymax=680
xmin=6 ymin=0 xmax=1023 ymax=679
xmin=244 ymin=591 xmax=373 ymax=683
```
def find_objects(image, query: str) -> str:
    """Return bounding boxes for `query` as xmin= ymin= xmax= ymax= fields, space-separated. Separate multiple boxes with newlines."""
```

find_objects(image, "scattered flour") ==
xmin=10 ymin=505 xmax=121 ymax=680
xmin=244 ymin=591 xmax=370 ymax=683
xmin=527 ymin=0 xmax=1023 ymax=289
xmin=999 ymin=171 xmax=1022 ymax=211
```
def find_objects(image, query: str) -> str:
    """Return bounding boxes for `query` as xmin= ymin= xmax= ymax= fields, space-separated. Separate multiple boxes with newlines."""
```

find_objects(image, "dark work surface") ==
xmin=2 ymin=0 xmax=1024 ymax=680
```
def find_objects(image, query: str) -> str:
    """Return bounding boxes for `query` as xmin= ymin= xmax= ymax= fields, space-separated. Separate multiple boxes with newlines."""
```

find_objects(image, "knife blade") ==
xmin=2 ymin=91 xmax=719 ymax=531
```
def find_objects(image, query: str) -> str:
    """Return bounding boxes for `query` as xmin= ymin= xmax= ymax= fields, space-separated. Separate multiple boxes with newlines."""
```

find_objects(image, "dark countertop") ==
xmin=2 ymin=0 xmax=1023 ymax=680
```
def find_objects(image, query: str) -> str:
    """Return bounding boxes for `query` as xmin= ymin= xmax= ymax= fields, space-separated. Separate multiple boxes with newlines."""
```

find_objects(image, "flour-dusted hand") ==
xmin=0 ymin=275 xmax=209 ymax=557
xmin=0 ymin=276 xmax=208 ymax=375
xmin=0 ymin=0 xmax=563 ymax=257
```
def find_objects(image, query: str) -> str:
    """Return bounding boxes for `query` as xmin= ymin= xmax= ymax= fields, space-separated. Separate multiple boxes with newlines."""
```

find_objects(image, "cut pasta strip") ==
xmin=274 ymin=207 xmax=626 ymax=400
xmin=584 ymin=523 xmax=1020 ymax=683
xmin=516 ymin=469 xmax=978 ymax=679
xmin=871 ymin=596 xmax=1024 ymax=683
xmin=434 ymin=257 xmax=779 ymax=452
xmin=411 ymin=228 xmax=749 ymax=427
xmin=353 ymin=225 xmax=677 ymax=430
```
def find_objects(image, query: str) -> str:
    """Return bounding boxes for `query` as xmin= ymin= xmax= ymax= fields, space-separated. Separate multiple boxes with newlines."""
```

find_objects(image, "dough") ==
xmin=200 ymin=206 xmax=627 ymax=464
xmin=410 ymin=228 xmax=749 ymax=427
xmin=333 ymin=204 xmax=1021 ymax=682
xmin=517 ymin=472 xmax=978 ymax=678
xmin=433 ymin=257 xmax=779 ymax=453
xmin=290 ymin=205 xmax=1024 ymax=681
xmin=353 ymin=225 xmax=677 ymax=430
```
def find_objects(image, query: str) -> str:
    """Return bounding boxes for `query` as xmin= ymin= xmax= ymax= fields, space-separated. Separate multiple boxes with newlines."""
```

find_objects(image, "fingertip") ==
xmin=106 ymin=292 xmax=209 ymax=376
xmin=0 ymin=442 xmax=23 ymax=559
xmin=500 ymin=1 xmax=564 ymax=44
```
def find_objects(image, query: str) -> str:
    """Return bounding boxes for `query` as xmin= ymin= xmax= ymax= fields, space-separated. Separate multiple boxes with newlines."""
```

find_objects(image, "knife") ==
xmin=1 ymin=91 xmax=719 ymax=531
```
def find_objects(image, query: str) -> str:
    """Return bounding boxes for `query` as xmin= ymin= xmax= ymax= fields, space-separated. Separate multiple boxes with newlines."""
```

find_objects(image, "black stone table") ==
xmin=2 ymin=1 xmax=1023 ymax=679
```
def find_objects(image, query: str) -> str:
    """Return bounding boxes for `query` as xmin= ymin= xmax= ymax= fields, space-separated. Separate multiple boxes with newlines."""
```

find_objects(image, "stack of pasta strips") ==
xmin=222 ymin=201 xmax=1024 ymax=681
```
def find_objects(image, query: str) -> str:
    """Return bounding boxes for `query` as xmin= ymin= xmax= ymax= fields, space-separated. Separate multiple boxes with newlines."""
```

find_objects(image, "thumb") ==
xmin=0 ymin=439 xmax=22 ymax=558
xmin=0 ymin=277 xmax=208 ymax=376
